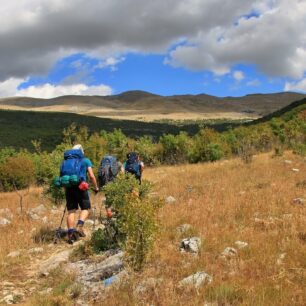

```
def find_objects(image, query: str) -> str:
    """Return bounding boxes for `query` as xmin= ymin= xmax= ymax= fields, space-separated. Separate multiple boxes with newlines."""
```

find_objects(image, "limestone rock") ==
xmin=7 ymin=251 xmax=21 ymax=258
xmin=292 ymin=198 xmax=305 ymax=206
xmin=39 ymin=249 xmax=72 ymax=275
xmin=234 ymin=241 xmax=248 ymax=249
xmin=292 ymin=168 xmax=300 ymax=172
xmin=28 ymin=247 xmax=44 ymax=254
xmin=179 ymin=271 xmax=213 ymax=289
xmin=165 ymin=196 xmax=176 ymax=204
xmin=180 ymin=237 xmax=201 ymax=253
xmin=284 ymin=160 xmax=292 ymax=164
xmin=29 ymin=204 xmax=46 ymax=215
xmin=221 ymin=247 xmax=238 ymax=257
xmin=1 ymin=294 xmax=14 ymax=304
xmin=0 ymin=208 xmax=13 ymax=220
xmin=0 ymin=218 xmax=11 ymax=226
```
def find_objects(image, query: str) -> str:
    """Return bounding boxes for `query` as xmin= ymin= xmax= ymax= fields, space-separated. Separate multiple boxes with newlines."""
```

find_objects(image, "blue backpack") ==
xmin=125 ymin=152 xmax=141 ymax=179
xmin=98 ymin=155 xmax=119 ymax=187
xmin=58 ymin=149 xmax=86 ymax=187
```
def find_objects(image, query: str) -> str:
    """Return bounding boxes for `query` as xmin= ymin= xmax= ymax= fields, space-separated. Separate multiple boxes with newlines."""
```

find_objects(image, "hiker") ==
xmin=63 ymin=144 xmax=99 ymax=244
xmin=124 ymin=152 xmax=144 ymax=183
xmin=97 ymin=155 xmax=124 ymax=219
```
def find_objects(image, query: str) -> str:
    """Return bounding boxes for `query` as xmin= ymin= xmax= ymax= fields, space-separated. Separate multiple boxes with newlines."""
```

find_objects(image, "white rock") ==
xmin=29 ymin=214 xmax=40 ymax=220
xmin=0 ymin=218 xmax=11 ymax=226
xmin=29 ymin=204 xmax=46 ymax=215
xmin=85 ymin=219 xmax=94 ymax=226
xmin=0 ymin=208 xmax=13 ymax=219
xmin=7 ymin=251 xmax=21 ymax=258
xmin=42 ymin=216 xmax=48 ymax=224
xmin=39 ymin=249 xmax=72 ymax=275
xmin=221 ymin=247 xmax=238 ymax=257
xmin=165 ymin=196 xmax=176 ymax=204
xmin=284 ymin=160 xmax=292 ymax=164
xmin=292 ymin=198 xmax=305 ymax=206
xmin=18 ymin=230 xmax=24 ymax=235
xmin=179 ymin=272 xmax=213 ymax=289
xmin=28 ymin=247 xmax=44 ymax=254
xmin=277 ymin=253 xmax=286 ymax=265
xmin=234 ymin=241 xmax=248 ymax=249
xmin=292 ymin=168 xmax=300 ymax=172
xmin=180 ymin=237 xmax=201 ymax=253
xmin=1 ymin=294 xmax=14 ymax=304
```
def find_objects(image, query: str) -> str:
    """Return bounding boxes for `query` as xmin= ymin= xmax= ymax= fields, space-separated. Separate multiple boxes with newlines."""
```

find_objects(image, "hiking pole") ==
xmin=54 ymin=205 xmax=67 ymax=244
xmin=92 ymin=192 xmax=97 ymax=232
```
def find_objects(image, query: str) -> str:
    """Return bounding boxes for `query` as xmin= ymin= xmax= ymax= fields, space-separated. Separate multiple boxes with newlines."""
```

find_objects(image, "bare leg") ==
xmin=67 ymin=209 xmax=76 ymax=229
xmin=79 ymin=209 xmax=89 ymax=222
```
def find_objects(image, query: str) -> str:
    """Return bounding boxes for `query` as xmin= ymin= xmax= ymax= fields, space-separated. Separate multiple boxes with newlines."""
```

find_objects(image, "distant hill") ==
xmin=0 ymin=91 xmax=305 ymax=121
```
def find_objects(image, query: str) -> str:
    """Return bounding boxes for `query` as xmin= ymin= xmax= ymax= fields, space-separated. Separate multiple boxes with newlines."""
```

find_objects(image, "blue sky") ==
xmin=17 ymin=52 xmax=286 ymax=97
xmin=0 ymin=0 xmax=306 ymax=98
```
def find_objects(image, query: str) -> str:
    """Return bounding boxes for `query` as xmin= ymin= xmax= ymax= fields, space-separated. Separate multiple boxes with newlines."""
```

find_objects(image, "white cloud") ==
xmin=233 ymin=70 xmax=244 ymax=82
xmin=247 ymin=79 xmax=260 ymax=87
xmin=0 ymin=0 xmax=306 ymax=83
xmin=284 ymin=78 xmax=306 ymax=93
xmin=0 ymin=78 xmax=112 ymax=98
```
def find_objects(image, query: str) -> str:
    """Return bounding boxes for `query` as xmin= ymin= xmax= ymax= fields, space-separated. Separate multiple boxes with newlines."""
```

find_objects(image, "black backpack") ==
xmin=98 ymin=156 xmax=119 ymax=187
xmin=125 ymin=152 xmax=141 ymax=180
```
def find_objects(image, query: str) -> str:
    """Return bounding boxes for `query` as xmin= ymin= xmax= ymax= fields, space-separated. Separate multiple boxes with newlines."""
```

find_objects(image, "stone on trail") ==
xmin=85 ymin=219 xmax=95 ymax=226
xmin=292 ymin=168 xmax=300 ymax=172
xmin=39 ymin=249 xmax=73 ymax=276
xmin=165 ymin=196 xmax=176 ymax=204
xmin=179 ymin=271 xmax=213 ymax=289
xmin=0 ymin=217 xmax=11 ymax=226
xmin=234 ymin=241 xmax=248 ymax=249
xmin=180 ymin=237 xmax=201 ymax=253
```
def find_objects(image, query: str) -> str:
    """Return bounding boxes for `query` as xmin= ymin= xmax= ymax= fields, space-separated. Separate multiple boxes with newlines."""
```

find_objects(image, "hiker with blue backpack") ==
xmin=57 ymin=144 xmax=99 ymax=244
xmin=124 ymin=152 xmax=144 ymax=183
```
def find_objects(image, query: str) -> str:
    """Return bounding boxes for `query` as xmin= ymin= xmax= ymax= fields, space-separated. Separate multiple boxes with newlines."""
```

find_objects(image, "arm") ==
xmin=87 ymin=166 xmax=99 ymax=192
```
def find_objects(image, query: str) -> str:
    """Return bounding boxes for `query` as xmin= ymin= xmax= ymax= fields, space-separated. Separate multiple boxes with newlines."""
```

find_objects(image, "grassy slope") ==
xmin=0 ymin=152 xmax=305 ymax=305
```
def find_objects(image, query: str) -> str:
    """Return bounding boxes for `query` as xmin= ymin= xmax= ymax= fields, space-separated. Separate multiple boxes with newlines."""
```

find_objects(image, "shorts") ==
xmin=65 ymin=186 xmax=91 ymax=211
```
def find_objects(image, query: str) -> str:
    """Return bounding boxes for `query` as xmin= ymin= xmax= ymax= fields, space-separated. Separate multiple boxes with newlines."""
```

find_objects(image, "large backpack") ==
xmin=98 ymin=155 xmax=119 ymax=187
xmin=125 ymin=152 xmax=141 ymax=180
xmin=59 ymin=149 xmax=86 ymax=187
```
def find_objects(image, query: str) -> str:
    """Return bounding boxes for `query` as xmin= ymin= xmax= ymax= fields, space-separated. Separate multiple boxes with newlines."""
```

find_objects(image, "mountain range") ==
xmin=1 ymin=91 xmax=305 ymax=121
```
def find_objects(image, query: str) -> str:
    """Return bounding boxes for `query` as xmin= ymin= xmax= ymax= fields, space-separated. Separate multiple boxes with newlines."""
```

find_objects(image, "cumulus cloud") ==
xmin=0 ymin=0 xmax=306 ymax=85
xmin=233 ymin=70 xmax=245 ymax=82
xmin=284 ymin=79 xmax=306 ymax=93
xmin=0 ymin=78 xmax=112 ymax=98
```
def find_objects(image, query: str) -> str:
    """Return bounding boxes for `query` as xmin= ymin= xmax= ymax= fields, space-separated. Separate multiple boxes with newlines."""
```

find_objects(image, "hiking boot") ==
xmin=76 ymin=225 xmax=86 ymax=238
xmin=67 ymin=230 xmax=79 ymax=244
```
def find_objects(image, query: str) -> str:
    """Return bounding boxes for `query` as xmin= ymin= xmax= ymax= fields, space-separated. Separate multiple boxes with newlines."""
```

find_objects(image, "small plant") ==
xmin=33 ymin=226 xmax=55 ymax=244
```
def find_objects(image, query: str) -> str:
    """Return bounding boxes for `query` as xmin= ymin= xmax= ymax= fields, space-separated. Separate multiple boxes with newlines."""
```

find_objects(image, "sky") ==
xmin=0 ymin=0 xmax=306 ymax=98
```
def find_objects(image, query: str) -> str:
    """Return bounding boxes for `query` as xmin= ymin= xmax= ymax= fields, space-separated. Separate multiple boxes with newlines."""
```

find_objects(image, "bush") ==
xmin=0 ymin=154 xmax=35 ymax=191
xmin=92 ymin=174 xmax=162 ymax=271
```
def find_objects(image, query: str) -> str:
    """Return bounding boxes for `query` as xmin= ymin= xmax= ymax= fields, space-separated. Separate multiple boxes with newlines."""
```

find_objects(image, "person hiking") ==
xmin=123 ymin=152 xmax=144 ymax=183
xmin=63 ymin=144 xmax=99 ymax=244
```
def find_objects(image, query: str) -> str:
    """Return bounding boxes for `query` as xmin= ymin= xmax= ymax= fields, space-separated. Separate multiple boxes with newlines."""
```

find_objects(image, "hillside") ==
xmin=0 ymin=152 xmax=305 ymax=305
xmin=0 ymin=91 xmax=305 ymax=121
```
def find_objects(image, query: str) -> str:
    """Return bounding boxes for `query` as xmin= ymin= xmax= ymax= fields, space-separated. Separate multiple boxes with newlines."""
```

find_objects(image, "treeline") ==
xmin=0 ymin=104 xmax=305 ymax=193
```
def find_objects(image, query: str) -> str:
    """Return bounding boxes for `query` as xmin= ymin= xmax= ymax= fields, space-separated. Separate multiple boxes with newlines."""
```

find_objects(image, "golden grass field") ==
xmin=0 ymin=151 xmax=305 ymax=305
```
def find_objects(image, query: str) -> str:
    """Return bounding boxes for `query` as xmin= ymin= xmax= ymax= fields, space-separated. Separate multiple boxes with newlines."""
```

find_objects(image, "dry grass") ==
xmin=0 ymin=152 xmax=305 ymax=305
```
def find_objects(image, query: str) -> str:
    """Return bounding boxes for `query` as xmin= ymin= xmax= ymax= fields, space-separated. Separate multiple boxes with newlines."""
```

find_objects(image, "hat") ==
xmin=72 ymin=144 xmax=84 ymax=154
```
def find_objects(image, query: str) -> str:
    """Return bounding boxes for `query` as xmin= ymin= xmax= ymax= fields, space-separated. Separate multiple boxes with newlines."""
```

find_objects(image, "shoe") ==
xmin=76 ymin=225 xmax=86 ymax=238
xmin=67 ymin=230 xmax=79 ymax=244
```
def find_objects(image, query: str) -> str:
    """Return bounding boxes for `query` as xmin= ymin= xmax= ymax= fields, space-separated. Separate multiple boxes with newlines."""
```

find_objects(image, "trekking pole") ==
xmin=92 ymin=192 xmax=97 ymax=232
xmin=54 ymin=205 xmax=67 ymax=244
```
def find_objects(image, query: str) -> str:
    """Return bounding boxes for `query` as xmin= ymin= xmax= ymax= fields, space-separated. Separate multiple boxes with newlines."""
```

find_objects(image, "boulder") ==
xmin=180 ymin=237 xmax=201 ymax=253
xmin=179 ymin=271 xmax=213 ymax=289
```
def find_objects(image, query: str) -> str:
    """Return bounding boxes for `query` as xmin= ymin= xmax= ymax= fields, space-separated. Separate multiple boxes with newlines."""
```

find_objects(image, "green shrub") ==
xmin=0 ymin=154 xmax=35 ymax=191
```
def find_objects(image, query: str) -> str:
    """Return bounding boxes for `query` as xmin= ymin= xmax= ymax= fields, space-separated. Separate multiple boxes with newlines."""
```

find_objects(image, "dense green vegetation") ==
xmin=0 ymin=98 xmax=305 ymax=193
